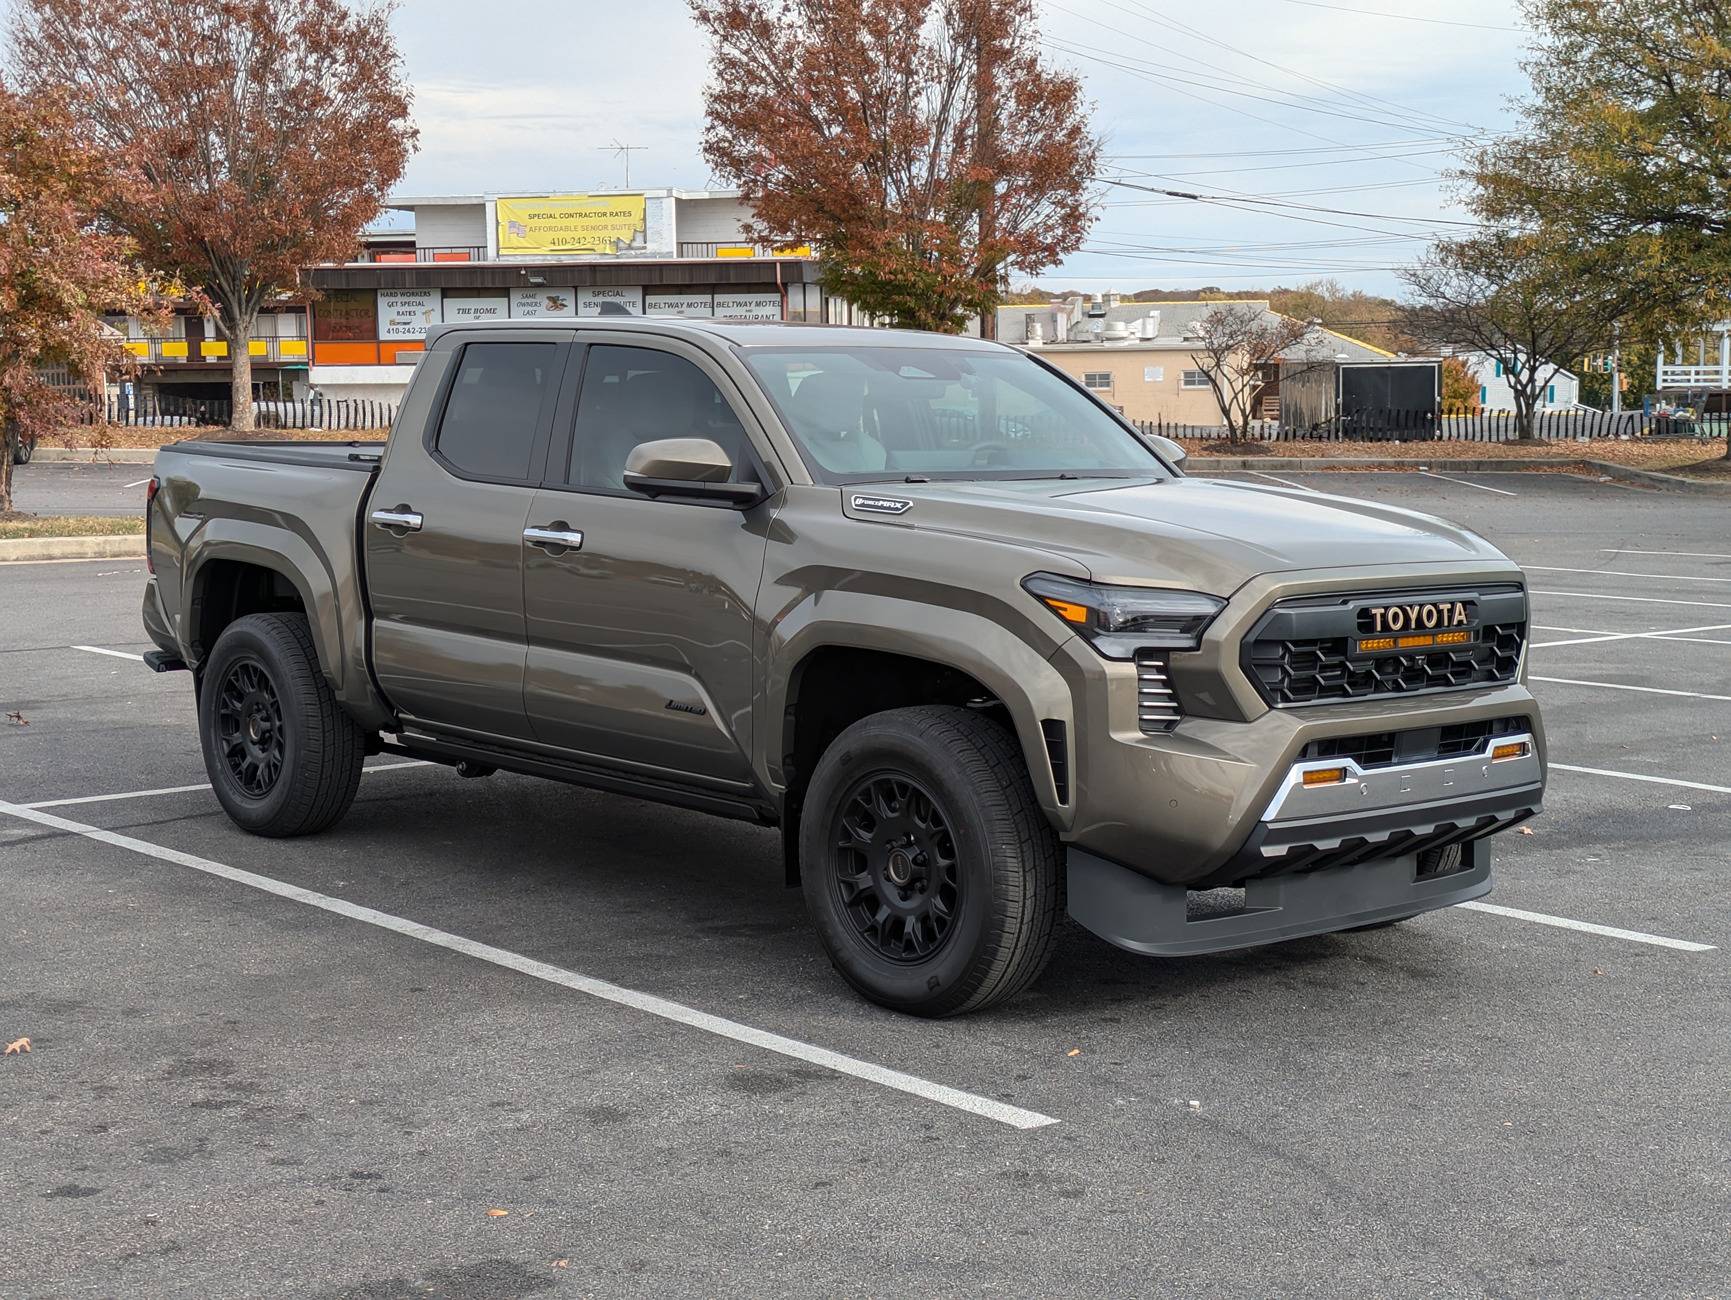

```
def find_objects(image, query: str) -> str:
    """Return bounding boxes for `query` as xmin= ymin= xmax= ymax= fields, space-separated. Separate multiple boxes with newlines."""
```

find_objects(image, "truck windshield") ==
xmin=740 ymin=345 xmax=1168 ymax=483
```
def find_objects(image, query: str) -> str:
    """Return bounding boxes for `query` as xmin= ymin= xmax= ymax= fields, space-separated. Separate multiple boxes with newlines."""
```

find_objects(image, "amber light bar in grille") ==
xmin=1356 ymin=630 xmax=1473 ymax=654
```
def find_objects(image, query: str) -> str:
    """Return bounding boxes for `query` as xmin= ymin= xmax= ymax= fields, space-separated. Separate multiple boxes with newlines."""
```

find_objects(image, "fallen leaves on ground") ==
xmin=6 ymin=711 xmax=26 ymax=726
xmin=485 ymin=1208 xmax=509 ymax=1218
xmin=1065 ymin=1048 xmax=1081 ymax=1057
xmin=1517 ymin=826 xmax=1535 ymax=835
xmin=4 ymin=1037 xmax=30 ymax=1055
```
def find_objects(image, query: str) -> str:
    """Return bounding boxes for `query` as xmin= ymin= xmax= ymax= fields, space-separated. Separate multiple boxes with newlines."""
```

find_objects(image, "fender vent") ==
xmin=1040 ymin=719 xmax=1069 ymax=804
xmin=1136 ymin=652 xmax=1181 ymax=733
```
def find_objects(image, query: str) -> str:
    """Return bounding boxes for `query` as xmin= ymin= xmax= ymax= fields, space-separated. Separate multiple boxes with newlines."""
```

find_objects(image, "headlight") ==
xmin=1023 ymin=573 xmax=1224 ymax=659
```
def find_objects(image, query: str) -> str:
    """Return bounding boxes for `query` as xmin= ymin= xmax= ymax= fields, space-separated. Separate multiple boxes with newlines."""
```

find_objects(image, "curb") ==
xmin=27 ymin=447 xmax=159 ymax=464
xmin=1190 ymin=455 xmax=1731 ymax=491
xmin=0 ymin=534 xmax=146 ymax=563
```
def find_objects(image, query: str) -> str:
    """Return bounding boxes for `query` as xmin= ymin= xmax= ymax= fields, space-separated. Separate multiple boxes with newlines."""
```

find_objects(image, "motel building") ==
xmin=302 ymin=188 xmax=833 ymax=405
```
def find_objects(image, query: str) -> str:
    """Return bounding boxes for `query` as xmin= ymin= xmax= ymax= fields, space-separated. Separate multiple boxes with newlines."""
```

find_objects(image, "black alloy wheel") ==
xmin=830 ymin=773 xmax=961 ymax=964
xmin=215 ymin=658 xmax=286 ymax=797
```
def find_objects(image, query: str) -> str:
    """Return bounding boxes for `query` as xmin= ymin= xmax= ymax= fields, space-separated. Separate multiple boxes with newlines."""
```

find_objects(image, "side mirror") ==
xmin=623 ymin=437 xmax=763 ymax=508
xmin=1150 ymin=433 xmax=1188 ymax=471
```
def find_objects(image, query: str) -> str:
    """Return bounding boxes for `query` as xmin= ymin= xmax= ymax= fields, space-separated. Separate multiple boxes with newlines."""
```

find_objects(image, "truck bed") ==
xmin=162 ymin=439 xmax=384 ymax=471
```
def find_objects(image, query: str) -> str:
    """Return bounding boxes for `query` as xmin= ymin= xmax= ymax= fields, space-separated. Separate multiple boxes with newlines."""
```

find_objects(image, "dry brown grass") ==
xmin=0 ymin=512 xmax=146 ymax=539
xmin=51 ymin=425 xmax=386 ymax=450
xmin=1181 ymin=436 xmax=1731 ymax=476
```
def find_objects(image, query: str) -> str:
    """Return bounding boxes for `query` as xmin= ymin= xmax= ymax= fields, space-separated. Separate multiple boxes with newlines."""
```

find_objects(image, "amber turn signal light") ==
xmin=1301 ymin=767 xmax=1349 ymax=787
xmin=1490 ymin=741 xmax=1531 ymax=762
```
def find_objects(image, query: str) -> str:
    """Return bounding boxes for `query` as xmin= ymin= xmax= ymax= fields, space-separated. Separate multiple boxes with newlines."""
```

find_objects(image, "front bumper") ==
xmin=1068 ymin=838 xmax=1493 ymax=957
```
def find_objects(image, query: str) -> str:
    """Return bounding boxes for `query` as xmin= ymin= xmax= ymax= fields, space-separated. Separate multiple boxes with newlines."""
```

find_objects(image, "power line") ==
xmin=1102 ymin=139 xmax=1459 ymax=158
xmin=1103 ymin=0 xmax=1487 ymax=136
xmin=1100 ymin=176 xmax=1480 ymax=227
xmin=1275 ymin=0 xmax=1528 ymax=34
xmin=1100 ymin=148 xmax=1458 ymax=179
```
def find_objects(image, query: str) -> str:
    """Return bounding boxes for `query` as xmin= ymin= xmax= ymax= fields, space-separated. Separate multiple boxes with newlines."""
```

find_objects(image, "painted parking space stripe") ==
xmin=20 ymin=760 xmax=432 ymax=810
xmin=0 ymin=799 xmax=1060 ymax=1132
xmin=1248 ymin=470 xmax=1315 ymax=491
xmin=1530 ymin=675 xmax=1731 ymax=703
xmin=72 ymin=644 xmax=145 ymax=661
xmin=1530 ymin=622 xmax=1731 ymax=649
xmin=1527 ymin=564 xmax=1731 ymax=585
xmin=1600 ymin=548 xmax=1731 ymax=560
xmin=1533 ymin=590 xmax=1731 ymax=612
xmin=1418 ymin=470 xmax=1517 ymax=496
xmin=1550 ymin=762 xmax=1731 ymax=797
xmin=1456 ymin=901 xmax=1715 ymax=953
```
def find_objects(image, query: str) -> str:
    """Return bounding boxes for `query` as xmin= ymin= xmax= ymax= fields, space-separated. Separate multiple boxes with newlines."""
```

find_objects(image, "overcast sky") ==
xmin=389 ymin=0 xmax=1534 ymax=299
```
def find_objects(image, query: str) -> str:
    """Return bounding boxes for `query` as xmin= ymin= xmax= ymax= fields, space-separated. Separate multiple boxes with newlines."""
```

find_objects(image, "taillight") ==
xmin=145 ymin=476 xmax=158 ymax=574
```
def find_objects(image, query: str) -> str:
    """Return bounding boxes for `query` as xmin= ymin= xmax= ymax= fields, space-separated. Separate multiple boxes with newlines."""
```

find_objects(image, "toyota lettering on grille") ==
xmin=1359 ymin=600 xmax=1471 ymax=635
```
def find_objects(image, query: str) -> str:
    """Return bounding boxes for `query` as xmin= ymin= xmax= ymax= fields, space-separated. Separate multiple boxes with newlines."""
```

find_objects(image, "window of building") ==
xmin=1546 ymin=383 xmax=1556 ymax=405
xmin=567 ymin=345 xmax=750 ymax=492
xmin=1494 ymin=360 xmax=1503 ymax=377
xmin=1082 ymin=371 xmax=1113 ymax=391
xmin=434 ymin=342 xmax=556 ymax=481
xmin=1181 ymin=369 xmax=1209 ymax=389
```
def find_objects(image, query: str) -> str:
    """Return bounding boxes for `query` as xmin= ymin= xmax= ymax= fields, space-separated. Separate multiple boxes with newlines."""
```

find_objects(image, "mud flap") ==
xmin=1067 ymin=840 xmax=1492 ymax=957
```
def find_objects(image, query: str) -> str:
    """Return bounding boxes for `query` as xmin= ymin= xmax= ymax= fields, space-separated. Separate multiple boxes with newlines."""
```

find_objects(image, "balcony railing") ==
xmin=1657 ymin=362 xmax=1731 ymax=390
xmin=119 ymin=337 xmax=311 ymax=365
xmin=360 ymin=245 xmax=485 ymax=264
xmin=677 ymin=241 xmax=813 ymax=259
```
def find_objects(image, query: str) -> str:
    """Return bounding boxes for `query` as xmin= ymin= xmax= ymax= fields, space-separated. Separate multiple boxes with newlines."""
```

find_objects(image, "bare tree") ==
xmin=1190 ymin=304 xmax=1311 ymax=439
xmin=1402 ymin=231 xmax=1640 ymax=440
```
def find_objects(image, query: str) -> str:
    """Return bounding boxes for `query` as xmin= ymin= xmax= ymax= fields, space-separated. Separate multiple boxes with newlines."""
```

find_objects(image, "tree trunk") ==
xmin=1513 ymin=388 xmax=1538 ymax=441
xmin=0 ymin=437 xmax=13 ymax=515
xmin=228 ymin=310 xmax=255 ymax=432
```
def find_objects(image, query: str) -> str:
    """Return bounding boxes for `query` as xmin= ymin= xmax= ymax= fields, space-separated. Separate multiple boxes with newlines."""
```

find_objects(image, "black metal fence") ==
xmin=85 ymin=393 xmax=397 ymax=431
xmin=1134 ymin=409 xmax=1727 ymax=443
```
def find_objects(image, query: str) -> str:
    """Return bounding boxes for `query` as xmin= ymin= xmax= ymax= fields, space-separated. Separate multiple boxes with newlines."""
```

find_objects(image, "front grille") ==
xmin=1299 ymin=716 xmax=1529 ymax=769
xmin=1243 ymin=586 xmax=1527 ymax=707
xmin=1136 ymin=651 xmax=1181 ymax=733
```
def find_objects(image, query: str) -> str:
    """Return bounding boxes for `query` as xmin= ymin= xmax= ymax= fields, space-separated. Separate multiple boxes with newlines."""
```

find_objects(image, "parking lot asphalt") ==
xmin=3 ymin=472 xmax=1728 ymax=1298
xmin=8 ymin=461 xmax=152 ymax=517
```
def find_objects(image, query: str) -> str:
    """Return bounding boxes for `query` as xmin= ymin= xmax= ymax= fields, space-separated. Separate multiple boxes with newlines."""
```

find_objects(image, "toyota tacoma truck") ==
xmin=141 ymin=318 xmax=1545 ymax=1016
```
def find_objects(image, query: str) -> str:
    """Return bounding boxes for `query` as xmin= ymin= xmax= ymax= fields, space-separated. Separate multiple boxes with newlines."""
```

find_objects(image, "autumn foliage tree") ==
xmin=0 ymin=84 xmax=151 ymax=515
xmin=11 ymin=0 xmax=417 ymax=430
xmin=1189 ymin=304 xmax=1312 ymax=439
xmin=691 ymin=0 xmax=1099 ymax=333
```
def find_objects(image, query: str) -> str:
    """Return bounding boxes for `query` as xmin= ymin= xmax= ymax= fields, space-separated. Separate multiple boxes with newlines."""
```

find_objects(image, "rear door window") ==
xmin=434 ymin=341 xmax=558 ymax=481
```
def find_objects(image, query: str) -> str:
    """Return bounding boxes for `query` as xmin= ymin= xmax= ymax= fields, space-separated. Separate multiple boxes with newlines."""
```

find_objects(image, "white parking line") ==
xmin=1530 ymin=675 xmax=1731 ymax=703
xmin=1530 ymin=622 xmax=1731 ymax=649
xmin=72 ymin=644 xmax=145 ymax=661
xmin=123 ymin=478 xmax=152 ymax=489
xmin=1601 ymin=548 xmax=1731 ymax=560
xmin=1527 ymin=564 xmax=1731 ymax=585
xmin=19 ymin=760 xmax=432 ymax=809
xmin=1550 ymin=762 xmax=1731 ymax=797
xmin=1456 ymin=902 xmax=1715 ymax=953
xmin=0 ymin=799 xmax=1059 ymax=1132
xmin=1418 ymin=470 xmax=1518 ymax=496
xmin=1248 ymin=470 xmax=1314 ymax=491
xmin=1533 ymin=590 xmax=1731 ymax=612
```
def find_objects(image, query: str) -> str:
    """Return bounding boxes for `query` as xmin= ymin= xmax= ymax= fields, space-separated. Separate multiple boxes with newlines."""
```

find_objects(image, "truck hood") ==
xmin=845 ymin=475 xmax=1515 ymax=593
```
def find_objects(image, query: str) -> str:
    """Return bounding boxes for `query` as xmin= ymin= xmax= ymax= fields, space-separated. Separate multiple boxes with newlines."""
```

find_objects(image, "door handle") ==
xmin=523 ymin=524 xmax=584 ymax=551
xmin=370 ymin=506 xmax=423 ymax=533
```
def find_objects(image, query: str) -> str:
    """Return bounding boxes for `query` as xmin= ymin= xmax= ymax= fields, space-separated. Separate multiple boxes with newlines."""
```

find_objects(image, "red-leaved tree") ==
xmin=11 ymin=0 xmax=418 ymax=431
xmin=692 ymin=0 xmax=1099 ymax=333
xmin=0 ymin=83 xmax=152 ymax=516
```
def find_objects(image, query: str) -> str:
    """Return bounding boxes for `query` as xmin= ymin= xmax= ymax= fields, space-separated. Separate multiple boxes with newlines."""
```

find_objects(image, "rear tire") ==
xmin=199 ymin=612 xmax=365 ymax=837
xmin=11 ymin=432 xmax=32 ymax=465
xmin=799 ymin=706 xmax=1061 ymax=1017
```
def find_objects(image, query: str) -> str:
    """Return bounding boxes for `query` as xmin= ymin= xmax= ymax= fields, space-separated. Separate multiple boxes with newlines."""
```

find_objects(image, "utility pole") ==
xmin=1610 ymin=321 xmax=1622 ymax=416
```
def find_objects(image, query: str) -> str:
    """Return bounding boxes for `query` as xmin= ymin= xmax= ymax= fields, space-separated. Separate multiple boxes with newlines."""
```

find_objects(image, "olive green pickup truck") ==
xmin=142 ymin=318 xmax=1545 ymax=1015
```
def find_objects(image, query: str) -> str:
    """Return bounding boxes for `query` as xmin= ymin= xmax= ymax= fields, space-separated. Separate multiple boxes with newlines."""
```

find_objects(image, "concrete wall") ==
xmin=675 ymin=195 xmax=755 ymax=246
xmin=414 ymin=204 xmax=488 ymax=251
xmin=1035 ymin=348 xmax=1227 ymax=425
xmin=306 ymin=364 xmax=419 ymax=405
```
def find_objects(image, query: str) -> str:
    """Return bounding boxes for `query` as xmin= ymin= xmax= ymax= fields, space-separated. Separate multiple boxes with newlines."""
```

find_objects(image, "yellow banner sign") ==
xmin=497 ymin=194 xmax=646 ymax=256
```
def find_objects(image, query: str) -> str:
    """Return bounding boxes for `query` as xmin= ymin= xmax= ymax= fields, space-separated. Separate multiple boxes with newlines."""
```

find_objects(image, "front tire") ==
xmin=11 ymin=433 xmax=32 ymax=465
xmin=799 ymin=706 xmax=1061 ymax=1017
xmin=198 ymin=612 xmax=365 ymax=837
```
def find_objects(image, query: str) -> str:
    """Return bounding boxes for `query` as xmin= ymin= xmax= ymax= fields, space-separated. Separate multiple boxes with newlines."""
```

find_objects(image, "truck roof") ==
xmin=423 ymin=317 xmax=1006 ymax=352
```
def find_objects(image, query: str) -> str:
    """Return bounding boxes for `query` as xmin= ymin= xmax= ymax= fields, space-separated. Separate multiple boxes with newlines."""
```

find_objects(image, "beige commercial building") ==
xmin=996 ymin=296 xmax=1395 ymax=428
